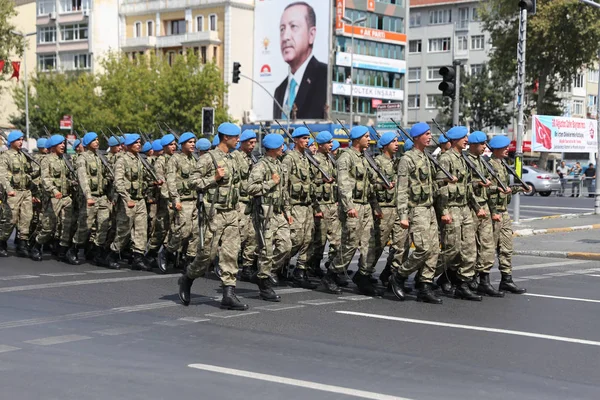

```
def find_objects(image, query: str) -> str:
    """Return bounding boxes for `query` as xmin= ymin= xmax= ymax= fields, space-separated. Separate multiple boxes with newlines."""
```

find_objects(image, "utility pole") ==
xmin=10 ymin=30 xmax=36 ymax=152
xmin=452 ymin=60 xmax=461 ymax=126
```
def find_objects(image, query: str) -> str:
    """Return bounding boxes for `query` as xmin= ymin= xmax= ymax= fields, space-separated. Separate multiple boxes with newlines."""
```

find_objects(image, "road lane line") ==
xmin=519 ymin=205 xmax=593 ymax=211
xmin=40 ymin=273 xmax=87 ymax=277
xmin=25 ymin=334 xmax=92 ymax=346
xmin=188 ymin=363 xmax=411 ymax=400
xmin=255 ymin=305 xmax=306 ymax=311
xmin=523 ymin=293 xmax=600 ymax=303
xmin=205 ymin=311 xmax=260 ymax=319
xmin=0 ymin=275 xmax=39 ymax=281
xmin=298 ymin=299 xmax=346 ymax=305
xmin=336 ymin=311 xmax=600 ymax=347
xmin=512 ymin=260 xmax=588 ymax=271
xmin=94 ymin=326 xmax=151 ymax=336
xmin=0 ymin=345 xmax=21 ymax=353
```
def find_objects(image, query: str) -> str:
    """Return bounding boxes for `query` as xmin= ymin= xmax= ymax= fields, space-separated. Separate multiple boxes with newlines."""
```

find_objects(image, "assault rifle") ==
xmin=0 ymin=130 xmax=40 ymax=167
xmin=302 ymin=121 xmax=337 ymax=167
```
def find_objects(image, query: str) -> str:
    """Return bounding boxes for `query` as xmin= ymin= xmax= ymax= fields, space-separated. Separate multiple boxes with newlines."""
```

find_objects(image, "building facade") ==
xmin=118 ymin=0 xmax=254 ymax=123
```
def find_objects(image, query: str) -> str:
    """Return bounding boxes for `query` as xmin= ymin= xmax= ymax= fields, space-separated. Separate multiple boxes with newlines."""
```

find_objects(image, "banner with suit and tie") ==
xmin=252 ymin=0 xmax=332 ymax=121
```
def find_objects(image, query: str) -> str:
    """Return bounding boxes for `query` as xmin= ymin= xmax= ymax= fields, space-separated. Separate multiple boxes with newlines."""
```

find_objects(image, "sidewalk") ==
xmin=512 ymin=213 xmax=600 ymax=237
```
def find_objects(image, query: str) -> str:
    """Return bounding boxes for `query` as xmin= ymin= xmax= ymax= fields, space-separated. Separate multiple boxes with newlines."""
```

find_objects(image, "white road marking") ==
xmin=569 ymin=269 xmax=597 ymax=274
xmin=188 ymin=363 xmax=412 ymax=400
xmin=512 ymin=260 xmax=588 ymax=271
xmin=337 ymin=311 xmax=600 ymax=347
xmin=179 ymin=317 xmax=211 ymax=323
xmin=84 ymin=270 xmax=127 ymax=274
xmin=25 ymin=334 xmax=92 ymax=346
xmin=255 ymin=304 xmax=305 ymax=312
xmin=523 ymin=293 xmax=600 ymax=304
xmin=153 ymin=317 xmax=210 ymax=326
xmin=205 ymin=311 xmax=260 ymax=319
xmin=40 ymin=273 xmax=87 ymax=277
xmin=298 ymin=299 xmax=347 ymax=306
xmin=0 ymin=275 xmax=39 ymax=281
xmin=94 ymin=326 xmax=151 ymax=336
xmin=339 ymin=295 xmax=374 ymax=301
xmin=519 ymin=275 xmax=551 ymax=280
xmin=0 ymin=345 xmax=20 ymax=353
xmin=519 ymin=205 xmax=593 ymax=211
xmin=544 ymin=272 xmax=573 ymax=277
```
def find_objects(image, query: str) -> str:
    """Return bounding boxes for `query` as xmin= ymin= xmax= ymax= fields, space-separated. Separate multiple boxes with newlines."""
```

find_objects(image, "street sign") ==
xmin=376 ymin=103 xmax=402 ymax=129
xmin=60 ymin=115 xmax=72 ymax=130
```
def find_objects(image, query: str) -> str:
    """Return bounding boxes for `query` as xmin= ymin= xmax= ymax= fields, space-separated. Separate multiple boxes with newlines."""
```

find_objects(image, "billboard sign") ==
xmin=532 ymin=115 xmax=597 ymax=153
xmin=376 ymin=102 xmax=402 ymax=129
xmin=60 ymin=115 xmax=72 ymax=130
xmin=332 ymin=83 xmax=404 ymax=101
xmin=336 ymin=52 xmax=406 ymax=74
xmin=253 ymin=0 xmax=332 ymax=121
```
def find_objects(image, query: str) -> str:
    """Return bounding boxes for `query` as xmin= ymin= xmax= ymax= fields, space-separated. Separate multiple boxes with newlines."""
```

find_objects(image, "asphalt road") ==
xmin=509 ymin=194 xmax=595 ymax=219
xmin=1 ymin=250 xmax=600 ymax=400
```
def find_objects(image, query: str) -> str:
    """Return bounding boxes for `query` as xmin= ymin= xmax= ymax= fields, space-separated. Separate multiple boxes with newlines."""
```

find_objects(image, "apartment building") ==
xmin=586 ymin=66 xmax=599 ymax=119
xmin=118 ymin=0 xmax=254 ymax=122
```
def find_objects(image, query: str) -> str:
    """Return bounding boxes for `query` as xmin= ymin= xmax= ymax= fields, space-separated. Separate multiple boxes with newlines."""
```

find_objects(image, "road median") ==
xmin=513 ymin=224 xmax=600 ymax=238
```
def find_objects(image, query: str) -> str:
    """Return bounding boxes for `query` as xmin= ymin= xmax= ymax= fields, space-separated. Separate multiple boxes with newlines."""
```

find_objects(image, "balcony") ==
xmin=121 ymin=36 xmax=157 ymax=51
xmin=120 ymin=31 xmax=220 ymax=50
xmin=455 ymin=20 xmax=469 ymax=31
xmin=120 ymin=0 xmax=252 ymax=15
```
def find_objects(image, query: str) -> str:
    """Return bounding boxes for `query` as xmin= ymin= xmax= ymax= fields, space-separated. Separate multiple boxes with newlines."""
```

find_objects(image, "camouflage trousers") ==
xmin=288 ymin=204 xmax=314 ymax=270
xmin=238 ymin=202 xmax=258 ymax=269
xmin=493 ymin=211 xmax=514 ymax=275
xmin=165 ymin=200 xmax=198 ymax=257
xmin=398 ymin=206 xmax=439 ymax=283
xmin=435 ymin=205 xmax=476 ymax=281
xmin=366 ymin=207 xmax=398 ymax=272
xmin=147 ymin=200 xmax=171 ymax=252
xmin=332 ymin=203 xmax=373 ymax=276
xmin=110 ymin=198 xmax=147 ymax=254
xmin=36 ymin=196 xmax=74 ymax=248
xmin=387 ymin=217 xmax=411 ymax=274
xmin=0 ymin=190 xmax=33 ymax=241
xmin=188 ymin=208 xmax=240 ymax=286
xmin=309 ymin=203 xmax=340 ymax=268
xmin=255 ymin=210 xmax=291 ymax=280
xmin=73 ymin=195 xmax=112 ymax=247
xmin=472 ymin=204 xmax=495 ymax=274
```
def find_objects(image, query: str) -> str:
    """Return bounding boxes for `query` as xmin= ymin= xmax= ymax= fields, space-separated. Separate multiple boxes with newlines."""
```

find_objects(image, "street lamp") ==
xmin=341 ymin=15 xmax=367 ymax=129
xmin=10 ymin=30 xmax=36 ymax=152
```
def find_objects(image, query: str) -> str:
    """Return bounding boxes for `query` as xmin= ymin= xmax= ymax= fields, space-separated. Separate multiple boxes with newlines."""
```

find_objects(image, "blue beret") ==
xmin=308 ymin=138 xmax=315 ymax=147
xmin=217 ymin=122 xmax=241 ymax=136
xmin=37 ymin=138 xmax=47 ymax=149
xmin=118 ymin=136 xmax=125 ymax=144
xmin=404 ymin=139 xmax=414 ymax=151
xmin=283 ymin=144 xmax=288 ymax=152
xmin=7 ymin=130 xmax=24 ymax=145
xmin=263 ymin=133 xmax=284 ymax=149
xmin=240 ymin=129 xmax=257 ymax=142
xmin=377 ymin=132 xmax=397 ymax=148
xmin=350 ymin=126 xmax=369 ymax=140
xmin=468 ymin=131 xmax=487 ymax=144
xmin=141 ymin=142 xmax=153 ymax=153
xmin=160 ymin=134 xmax=175 ymax=147
xmin=108 ymin=136 xmax=119 ymax=147
xmin=72 ymin=139 xmax=81 ymax=149
xmin=179 ymin=132 xmax=196 ymax=145
xmin=446 ymin=126 xmax=468 ymax=140
xmin=196 ymin=138 xmax=211 ymax=151
xmin=438 ymin=135 xmax=449 ymax=144
xmin=82 ymin=132 xmax=98 ymax=147
xmin=47 ymin=134 xmax=65 ymax=148
xmin=410 ymin=122 xmax=430 ymax=138
xmin=331 ymin=140 xmax=340 ymax=151
xmin=315 ymin=131 xmax=333 ymax=144
xmin=152 ymin=140 xmax=163 ymax=152
xmin=123 ymin=134 xmax=141 ymax=146
xmin=488 ymin=135 xmax=511 ymax=149
xmin=289 ymin=143 xmax=295 ymax=150
xmin=212 ymin=136 xmax=220 ymax=146
xmin=235 ymin=142 xmax=241 ymax=150
xmin=292 ymin=127 xmax=310 ymax=138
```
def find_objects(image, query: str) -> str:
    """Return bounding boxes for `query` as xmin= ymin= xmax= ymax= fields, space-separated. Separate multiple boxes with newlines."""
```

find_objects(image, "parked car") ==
xmin=517 ymin=166 xmax=561 ymax=196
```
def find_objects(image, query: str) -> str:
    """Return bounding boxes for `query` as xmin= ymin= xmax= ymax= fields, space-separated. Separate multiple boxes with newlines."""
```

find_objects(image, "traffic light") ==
xmin=519 ymin=0 xmax=536 ymax=14
xmin=438 ymin=66 xmax=456 ymax=99
xmin=232 ymin=62 xmax=241 ymax=84
xmin=202 ymin=107 xmax=214 ymax=135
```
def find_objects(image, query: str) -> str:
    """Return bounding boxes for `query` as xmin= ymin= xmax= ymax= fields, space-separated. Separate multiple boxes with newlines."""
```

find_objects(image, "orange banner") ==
xmin=335 ymin=0 xmax=344 ymax=30
xmin=367 ymin=0 xmax=375 ymax=11
xmin=343 ymin=24 xmax=407 ymax=44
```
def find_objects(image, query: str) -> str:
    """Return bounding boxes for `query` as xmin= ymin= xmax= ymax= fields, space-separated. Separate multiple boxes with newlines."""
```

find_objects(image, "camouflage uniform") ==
xmin=147 ymin=153 xmax=172 ymax=252
xmin=187 ymin=147 xmax=240 ymax=286
xmin=232 ymin=149 xmax=258 ymax=272
xmin=29 ymin=152 xmax=46 ymax=238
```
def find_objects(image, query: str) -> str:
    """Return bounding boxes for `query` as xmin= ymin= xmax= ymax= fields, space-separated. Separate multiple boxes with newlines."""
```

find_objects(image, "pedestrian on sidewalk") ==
xmin=569 ymin=162 xmax=583 ymax=197
xmin=584 ymin=163 xmax=596 ymax=198
xmin=556 ymin=161 xmax=568 ymax=197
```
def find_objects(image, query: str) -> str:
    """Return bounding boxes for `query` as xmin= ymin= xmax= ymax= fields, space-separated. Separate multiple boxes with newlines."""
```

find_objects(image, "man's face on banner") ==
xmin=280 ymin=4 xmax=316 ymax=72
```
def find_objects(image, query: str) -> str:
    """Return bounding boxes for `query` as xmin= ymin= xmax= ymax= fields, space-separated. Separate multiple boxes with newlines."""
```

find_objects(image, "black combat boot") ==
xmin=178 ymin=275 xmax=194 ymax=306
xmin=239 ymin=266 xmax=253 ymax=282
xmin=16 ymin=239 xmax=30 ymax=258
xmin=144 ymin=249 xmax=159 ymax=270
xmin=106 ymin=251 xmax=121 ymax=270
xmin=30 ymin=242 xmax=43 ymax=262
xmin=321 ymin=270 xmax=342 ymax=294
xmin=57 ymin=245 xmax=69 ymax=263
xmin=292 ymin=268 xmax=318 ymax=289
xmin=84 ymin=242 xmax=96 ymax=261
xmin=221 ymin=286 xmax=249 ymax=310
xmin=454 ymin=282 xmax=482 ymax=301
xmin=93 ymin=246 xmax=107 ymax=267
xmin=416 ymin=282 xmax=443 ymax=304
xmin=0 ymin=240 xmax=8 ymax=257
xmin=389 ymin=272 xmax=406 ymax=301
xmin=158 ymin=248 xmax=174 ymax=274
xmin=131 ymin=252 xmax=151 ymax=271
xmin=333 ymin=270 xmax=349 ymax=287
xmin=468 ymin=272 xmax=479 ymax=292
xmin=65 ymin=245 xmax=81 ymax=265
xmin=477 ymin=273 xmax=505 ymax=297
xmin=258 ymin=278 xmax=281 ymax=302
xmin=499 ymin=273 xmax=527 ymax=294
xmin=436 ymin=270 xmax=455 ymax=295
xmin=379 ymin=264 xmax=392 ymax=286
xmin=353 ymin=272 xmax=385 ymax=297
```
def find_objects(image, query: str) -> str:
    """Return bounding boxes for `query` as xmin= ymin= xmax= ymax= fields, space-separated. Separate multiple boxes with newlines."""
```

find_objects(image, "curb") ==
xmin=513 ymin=224 xmax=600 ymax=237
xmin=516 ymin=212 xmax=594 ymax=222
xmin=514 ymin=250 xmax=600 ymax=261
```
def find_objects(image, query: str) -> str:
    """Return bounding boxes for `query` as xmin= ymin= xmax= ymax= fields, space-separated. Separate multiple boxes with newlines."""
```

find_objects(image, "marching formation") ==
xmin=0 ymin=121 xmax=529 ymax=310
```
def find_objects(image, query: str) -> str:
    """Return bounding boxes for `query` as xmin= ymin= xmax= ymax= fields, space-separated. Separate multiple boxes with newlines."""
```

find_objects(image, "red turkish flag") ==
xmin=10 ymin=61 xmax=20 ymax=81
xmin=0 ymin=60 xmax=5 ymax=72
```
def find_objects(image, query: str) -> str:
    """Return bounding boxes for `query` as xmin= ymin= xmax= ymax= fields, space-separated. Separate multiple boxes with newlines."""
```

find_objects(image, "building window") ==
xmin=38 ymin=0 xmax=56 ymax=15
xmin=60 ymin=0 xmax=85 ymax=13
xmin=60 ymin=24 xmax=88 ymax=41
xmin=429 ymin=9 xmax=451 ymax=25
xmin=409 ymin=12 xmax=421 ymax=27
xmin=471 ymin=35 xmax=484 ymax=50
xmin=426 ymin=94 xmax=441 ymax=109
xmin=408 ymin=40 xmax=422 ymax=54
xmin=408 ymin=95 xmax=420 ymax=109
xmin=470 ymin=64 xmax=484 ymax=75
xmin=573 ymin=73 xmax=585 ymax=88
xmin=408 ymin=67 xmax=421 ymax=82
xmin=200 ymin=46 xmax=207 ymax=64
xmin=427 ymin=67 xmax=442 ymax=81
xmin=428 ymin=38 xmax=451 ymax=53
xmin=38 ymin=26 xmax=57 ymax=43
xmin=167 ymin=51 xmax=176 ymax=66
xmin=147 ymin=21 xmax=154 ymax=36
xmin=588 ymin=69 xmax=599 ymax=82
xmin=472 ymin=7 xmax=480 ymax=21
xmin=213 ymin=46 xmax=218 ymax=64
xmin=209 ymin=14 xmax=217 ymax=31
xmin=134 ymin=21 xmax=142 ymax=38
xmin=38 ymin=54 xmax=56 ymax=71
xmin=196 ymin=15 xmax=204 ymax=32
xmin=457 ymin=35 xmax=468 ymax=51
xmin=74 ymin=53 xmax=90 ymax=69
xmin=573 ymin=100 xmax=584 ymax=115
xmin=588 ymin=95 xmax=598 ymax=107
xmin=336 ymin=36 xmax=405 ymax=60
xmin=170 ymin=20 xmax=186 ymax=35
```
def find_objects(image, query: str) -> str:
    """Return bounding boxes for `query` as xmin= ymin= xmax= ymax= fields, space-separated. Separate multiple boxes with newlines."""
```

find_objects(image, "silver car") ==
xmin=519 ymin=166 xmax=561 ymax=196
